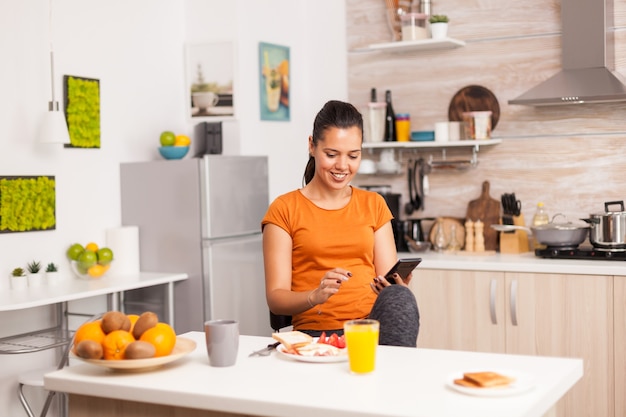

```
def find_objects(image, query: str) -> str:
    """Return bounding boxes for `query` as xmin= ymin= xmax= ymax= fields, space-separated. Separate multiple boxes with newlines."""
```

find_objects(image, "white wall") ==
xmin=0 ymin=0 xmax=347 ymax=414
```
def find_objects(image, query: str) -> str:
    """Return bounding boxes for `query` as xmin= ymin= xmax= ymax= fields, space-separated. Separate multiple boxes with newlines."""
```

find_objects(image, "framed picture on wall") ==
xmin=63 ymin=75 xmax=101 ymax=148
xmin=185 ymin=42 xmax=235 ymax=119
xmin=258 ymin=42 xmax=290 ymax=122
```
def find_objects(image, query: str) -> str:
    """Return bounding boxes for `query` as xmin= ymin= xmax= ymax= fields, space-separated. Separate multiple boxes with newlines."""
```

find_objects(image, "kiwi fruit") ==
xmin=132 ymin=311 xmax=159 ymax=339
xmin=75 ymin=340 xmax=104 ymax=359
xmin=101 ymin=311 xmax=131 ymax=334
xmin=124 ymin=341 xmax=156 ymax=359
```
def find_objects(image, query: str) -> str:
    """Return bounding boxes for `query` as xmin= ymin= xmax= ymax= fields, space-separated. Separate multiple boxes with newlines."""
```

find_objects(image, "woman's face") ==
xmin=309 ymin=126 xmax=362 ymax=190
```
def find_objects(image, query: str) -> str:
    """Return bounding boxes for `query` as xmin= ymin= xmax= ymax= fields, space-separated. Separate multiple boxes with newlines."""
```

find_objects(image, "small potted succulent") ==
xmin=26 ymin=260 xmax=45 ymax=287
xmin=429 ymin=14 xmax=449 ymax=39
xmin=10 ymin=267 xmax=28 ymax=290
xmin=45 ymin=262 xmax=62 ymax=285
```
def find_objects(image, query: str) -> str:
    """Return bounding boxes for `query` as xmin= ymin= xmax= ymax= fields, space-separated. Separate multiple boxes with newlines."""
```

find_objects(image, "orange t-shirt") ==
xmin=262 ymin=187 xmax=393 ymax=331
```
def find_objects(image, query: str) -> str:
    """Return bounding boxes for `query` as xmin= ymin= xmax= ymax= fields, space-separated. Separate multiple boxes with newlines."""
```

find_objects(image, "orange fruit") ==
xmin=103 ymin=330 xmax=136 ymax=360
xmin=87 ymin=264 xmax=107 ymax=278
xmin=139 ymin=322 xmax=177 ymax=357
xmin=85 ymin=242 xmax=99 ymax=252
xmin=127 ymin=314 xmax=140 ymax=333
xmin=174 ymin=134 xmax=191 ymax=146
xmin=73 ymin=320 xmax=106 ymax=348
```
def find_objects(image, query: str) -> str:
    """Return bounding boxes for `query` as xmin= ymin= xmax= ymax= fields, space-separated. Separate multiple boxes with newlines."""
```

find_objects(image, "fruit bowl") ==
xmin=70 ymin=260 xmax=112 ymax=280
xmin=159 ymin=146 xmax=189 ymax=160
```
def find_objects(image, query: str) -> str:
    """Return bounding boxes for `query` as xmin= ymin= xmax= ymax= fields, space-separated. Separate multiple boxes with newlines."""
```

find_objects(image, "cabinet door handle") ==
xmin=489 ymin=278 xmax=497 ymax=325
xmin=510 ymin=279 xmax=518 ymax=326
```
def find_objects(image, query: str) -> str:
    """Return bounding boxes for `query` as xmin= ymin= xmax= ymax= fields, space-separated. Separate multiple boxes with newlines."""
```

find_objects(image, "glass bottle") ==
xmin=384 ymin=90 xmax=397 ymax=142
xmin=447 ymin=224 xmax=462 ymax=251
xmin=531 ymin=202 xmax=550 ymax=250
xmin=370 ymin=87 xmax=377 ymax=102
xmin=434 ymin=222 xmax=448 ymax=252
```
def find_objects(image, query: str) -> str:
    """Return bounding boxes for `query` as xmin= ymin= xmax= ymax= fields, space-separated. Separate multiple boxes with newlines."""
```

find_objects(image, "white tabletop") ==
xmin=44 ymin=331 xmax=583 ymax=417
xmin=0 ymin=272 xmax=188 ymax=312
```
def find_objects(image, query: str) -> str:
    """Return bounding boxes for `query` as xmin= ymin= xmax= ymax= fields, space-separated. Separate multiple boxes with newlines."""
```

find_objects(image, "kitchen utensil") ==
xmin=582 ymin=200 xmax=626 ymax=250
xmin=249 ymin=342 xmax=280 ymax=357
xmin=466 ymin=181 xmax=500 ymax=251
xmin=405 ymin=235 xmax=432 ymax=253
xmin=491 ymin=218 xmax=589 ymax=248
xmin=405 ymin=159 xmax=416 ymax=215
xmin=413 ymin=158 xmax=422 ymax=211
xmin=448 ymin=85 xmax=500 ymax=131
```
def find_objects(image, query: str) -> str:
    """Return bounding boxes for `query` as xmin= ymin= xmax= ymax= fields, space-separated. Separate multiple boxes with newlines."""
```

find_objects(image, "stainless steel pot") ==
xmin=582 ymin=201 xmax=626 ymax=250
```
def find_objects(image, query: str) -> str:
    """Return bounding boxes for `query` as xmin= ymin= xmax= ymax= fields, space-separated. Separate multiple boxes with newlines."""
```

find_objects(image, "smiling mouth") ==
xmin=331 ymin=172 xmax=348 ymax=180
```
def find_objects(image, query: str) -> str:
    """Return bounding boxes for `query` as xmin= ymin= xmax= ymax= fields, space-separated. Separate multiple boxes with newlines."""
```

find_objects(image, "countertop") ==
xmin=45 ymin=331 xmax=583 ymax=417
xmin=0 ymin=272 xmax=188 ymax=312
xmin=398 ymin=251 xmax=626 ymax=276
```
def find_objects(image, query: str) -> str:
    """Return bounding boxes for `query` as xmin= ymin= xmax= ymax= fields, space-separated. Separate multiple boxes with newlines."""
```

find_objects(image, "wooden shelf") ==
xmin=351 ymin=37 xmax=465 ymax=54
xmin=362 ymin=139 xmax=501 ymax=150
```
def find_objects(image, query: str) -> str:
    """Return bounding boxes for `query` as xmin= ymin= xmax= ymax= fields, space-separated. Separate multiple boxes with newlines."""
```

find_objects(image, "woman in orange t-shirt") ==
xmin=262 ymin=100 xmax=419 ymax=347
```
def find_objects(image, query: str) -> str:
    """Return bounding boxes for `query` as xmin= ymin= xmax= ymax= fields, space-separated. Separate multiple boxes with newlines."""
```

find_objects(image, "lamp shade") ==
xmin=39 ymin=103 xmax=70 ymax=144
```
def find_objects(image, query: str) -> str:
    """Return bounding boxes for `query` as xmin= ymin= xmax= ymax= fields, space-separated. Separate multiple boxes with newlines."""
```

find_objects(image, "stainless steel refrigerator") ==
xmin=119 ymin=155 xmax=270 ymax=336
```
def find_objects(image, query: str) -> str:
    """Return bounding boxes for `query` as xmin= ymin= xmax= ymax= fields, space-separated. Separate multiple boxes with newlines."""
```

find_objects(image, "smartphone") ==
xmin=384 ymin=258 xmax=422 ymax=284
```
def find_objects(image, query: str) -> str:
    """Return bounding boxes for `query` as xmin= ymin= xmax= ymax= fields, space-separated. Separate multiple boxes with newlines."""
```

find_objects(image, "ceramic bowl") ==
xmin=159 ymin=146 xmax=189 ymax=160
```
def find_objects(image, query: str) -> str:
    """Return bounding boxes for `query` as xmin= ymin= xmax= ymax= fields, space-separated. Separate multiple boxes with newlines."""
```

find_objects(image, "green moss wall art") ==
xmin=0 ymin=176 xmax=56 ymax=233
xmin=63 ymin=75 xmax=101 ymax=148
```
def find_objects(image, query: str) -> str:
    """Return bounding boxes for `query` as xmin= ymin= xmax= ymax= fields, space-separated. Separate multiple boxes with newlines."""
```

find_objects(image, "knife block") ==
xmin=499 ymin=214 xmax=530 ymax=253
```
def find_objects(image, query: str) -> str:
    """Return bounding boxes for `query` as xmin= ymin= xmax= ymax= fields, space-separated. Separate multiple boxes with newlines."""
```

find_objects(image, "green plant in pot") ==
xmin=429 ymin=14 xmax=449 ymax=24
xmin=11 ymin=267 xmax=26 ymax=277
xmin=45 ymin=262 xmax=62 ymax=285
xmin=10 ymin=267 xmax=28 ymax=290
xmin=26 ymin=260 xmax=45 ymax=287
xmin=27 ymin=260 xmax=42 ymax=274
xmin=429 ymin=14 xmax=449 ymax=39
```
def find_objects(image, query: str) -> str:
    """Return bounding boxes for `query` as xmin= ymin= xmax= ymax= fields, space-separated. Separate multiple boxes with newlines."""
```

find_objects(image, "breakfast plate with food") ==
xmin=272 ymin=331 xmax=348 ymax=363
xmin=446 ymin=369 xmax=535 ymax=397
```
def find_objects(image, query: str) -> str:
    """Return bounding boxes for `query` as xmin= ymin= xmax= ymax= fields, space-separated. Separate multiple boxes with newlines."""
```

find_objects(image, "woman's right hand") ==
xmin=309 ymin=268 xmax=351 ymax=306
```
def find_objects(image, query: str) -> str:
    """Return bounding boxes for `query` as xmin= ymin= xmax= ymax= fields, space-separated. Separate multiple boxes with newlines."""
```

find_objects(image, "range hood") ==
xmin=509 ymin=0 xmax=626 ymax=106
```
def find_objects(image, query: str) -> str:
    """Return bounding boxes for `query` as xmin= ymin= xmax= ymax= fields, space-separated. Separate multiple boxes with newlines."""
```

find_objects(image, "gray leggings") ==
xmin=301 ymin=285 xmax=420 ymax=347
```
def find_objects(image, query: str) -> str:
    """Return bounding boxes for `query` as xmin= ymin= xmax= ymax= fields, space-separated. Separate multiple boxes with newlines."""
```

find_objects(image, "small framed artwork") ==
xmin=258 ymin=42 xmax=290 ymax=122
xmin=185 ymin=42 xmax=235 ymax=119
xmin=64 ymin=75 xmax=101 ymax=148
xmin=0 ymin=176 xmax=56 ymax=233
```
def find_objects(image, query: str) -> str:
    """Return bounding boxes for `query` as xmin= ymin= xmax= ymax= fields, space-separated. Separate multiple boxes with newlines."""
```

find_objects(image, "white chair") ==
xmin=17 ymin=313 xmax=102 ymax=417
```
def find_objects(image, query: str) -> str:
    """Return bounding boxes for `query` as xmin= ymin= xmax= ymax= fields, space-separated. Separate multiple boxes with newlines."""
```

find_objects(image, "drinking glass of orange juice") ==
xmin=344 ymin=319 xmax=380 ymax=374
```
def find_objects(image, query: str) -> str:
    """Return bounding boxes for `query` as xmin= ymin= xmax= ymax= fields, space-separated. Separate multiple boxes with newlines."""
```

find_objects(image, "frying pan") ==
xmin=448 ymin=85 xmax=500 ymax=131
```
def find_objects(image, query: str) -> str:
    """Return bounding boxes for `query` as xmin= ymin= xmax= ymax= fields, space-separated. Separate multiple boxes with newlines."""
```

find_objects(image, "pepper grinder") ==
xmin=474 ymin=220 xmax=485 ymax=252
xmin=464 ymin=220 xmax=474 ymax=252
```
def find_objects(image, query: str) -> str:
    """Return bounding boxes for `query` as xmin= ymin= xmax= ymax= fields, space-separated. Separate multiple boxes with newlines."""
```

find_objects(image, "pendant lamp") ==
xmin=38 ymin=0 xmax=70 ymax=145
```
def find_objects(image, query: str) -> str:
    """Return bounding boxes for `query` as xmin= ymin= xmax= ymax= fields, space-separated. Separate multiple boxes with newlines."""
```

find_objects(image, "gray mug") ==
xmin=204 ymin=319 xmax=239 ymax=367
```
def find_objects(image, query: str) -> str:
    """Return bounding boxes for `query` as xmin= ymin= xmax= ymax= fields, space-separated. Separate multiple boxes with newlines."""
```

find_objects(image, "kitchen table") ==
xmin=44 ymin=331 xmax=583 ymax=417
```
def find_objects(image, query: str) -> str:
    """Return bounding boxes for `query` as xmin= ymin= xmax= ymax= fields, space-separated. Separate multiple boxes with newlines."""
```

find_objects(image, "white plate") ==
xmin=446 ymin=369 xmax=535 ymax=397
xmin=276 ymin=344 xmax=348 ymax=363
xmin=71 ymin=337 xmax=196 ymax=372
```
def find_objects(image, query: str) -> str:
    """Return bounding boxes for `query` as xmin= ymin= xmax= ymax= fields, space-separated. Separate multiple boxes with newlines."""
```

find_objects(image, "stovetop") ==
xmin=535 ymin=246 xmax=626 ymax=261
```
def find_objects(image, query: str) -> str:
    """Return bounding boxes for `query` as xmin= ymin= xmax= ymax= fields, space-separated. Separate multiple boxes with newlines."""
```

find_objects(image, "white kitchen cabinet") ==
xmin=412 ymin=269 xmax=614 ymax=417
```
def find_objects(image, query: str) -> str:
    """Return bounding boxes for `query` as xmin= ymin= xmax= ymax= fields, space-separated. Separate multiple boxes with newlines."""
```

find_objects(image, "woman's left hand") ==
xmin=370 ymin=272 xmax=413 ymax=294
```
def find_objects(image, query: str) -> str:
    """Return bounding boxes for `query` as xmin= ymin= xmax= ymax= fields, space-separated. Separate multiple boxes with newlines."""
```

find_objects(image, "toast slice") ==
xmin=272 ymin=331 xmax=313 ymax=351
xmin=462 ymin=371 xmax=515 ymax=388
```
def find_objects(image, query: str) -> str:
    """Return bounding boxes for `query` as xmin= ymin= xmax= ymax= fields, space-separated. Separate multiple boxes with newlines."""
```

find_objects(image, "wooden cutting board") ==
xmin=466 ymin=180 xmax=501 ymax=251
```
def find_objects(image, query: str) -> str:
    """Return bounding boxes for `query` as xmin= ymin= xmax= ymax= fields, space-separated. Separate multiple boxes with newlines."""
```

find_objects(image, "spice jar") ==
xmin=395 ymin=113 xmax=411 ymax=142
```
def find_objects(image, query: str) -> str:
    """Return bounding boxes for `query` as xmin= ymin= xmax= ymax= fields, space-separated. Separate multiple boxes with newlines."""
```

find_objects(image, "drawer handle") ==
xmin=510 ymin=279 xmax=518 ymax=326
xmin=489 ymin=278 xmax=497 ymax=325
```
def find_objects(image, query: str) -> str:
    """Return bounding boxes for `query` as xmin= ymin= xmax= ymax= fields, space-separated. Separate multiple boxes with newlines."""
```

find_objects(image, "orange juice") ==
xmin=344 ymin=319 xmax=380 ymax=374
